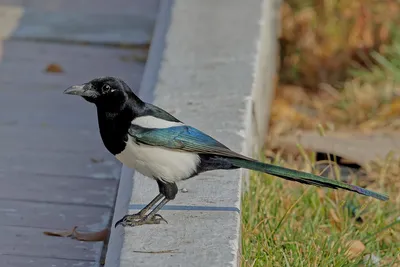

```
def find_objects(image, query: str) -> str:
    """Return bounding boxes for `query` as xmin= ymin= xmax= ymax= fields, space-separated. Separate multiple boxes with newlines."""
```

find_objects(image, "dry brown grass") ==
xmin=266 ymin=80 xmax=400 ymax=187
xmin=269 ymin=81 xmax=400 ymax=136
xmin=280 ymin=0 xmax=400 ymax=88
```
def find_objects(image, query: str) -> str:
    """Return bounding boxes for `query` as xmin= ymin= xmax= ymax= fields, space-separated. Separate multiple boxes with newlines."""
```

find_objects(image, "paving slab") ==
xmin=0 ymin=226 xmax=103 ymax=261
xmin=0 ymin=172 xmax=116 ymax=207
xmin=0 ymin=0 xmax=158 ymax=14
xmin=0 ymin=255 xmax=96 ymax=267
xmin=0 ymin=0 xmax=159 ymax=265
xmin=0 ymin=200 xmax=110 ymax=231
xmin=0 ymin=40 xmax=145 ymax=91
xmin=0 ymin=1 xmax=159 ymax=45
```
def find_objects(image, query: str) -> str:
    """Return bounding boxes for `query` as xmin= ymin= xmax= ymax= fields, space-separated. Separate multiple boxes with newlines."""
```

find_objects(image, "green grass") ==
xmin=350 ymin=29 xmax=400 ymax=85
xmin=241 ymin=158 xmax=400 ymax=266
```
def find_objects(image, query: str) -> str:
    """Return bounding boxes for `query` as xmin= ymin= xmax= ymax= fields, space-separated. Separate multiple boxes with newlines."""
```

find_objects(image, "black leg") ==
xmin=157 ymin=180 xmax=178 ymax=200
xmin=115 ymin=181 xmax=178 ymax=227
xmin=135 ymin=193 xmax=164 ymax=216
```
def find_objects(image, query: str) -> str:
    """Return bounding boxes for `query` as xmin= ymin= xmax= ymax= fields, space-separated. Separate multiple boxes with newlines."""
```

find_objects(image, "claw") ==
xmin=115 ymin=213 xmax=168 ymax=228
xmin=114 ymin=213 xmax=143 ymax=228
xmin=154 ymin=214 xmax=168 ymax=224
xmin=114 ymin=217 xmax=126 ymax=228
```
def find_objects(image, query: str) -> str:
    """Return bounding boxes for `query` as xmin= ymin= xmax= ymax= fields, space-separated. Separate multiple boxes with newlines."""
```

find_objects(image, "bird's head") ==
xmin=64 ymin=76 xmax=142 ymax=112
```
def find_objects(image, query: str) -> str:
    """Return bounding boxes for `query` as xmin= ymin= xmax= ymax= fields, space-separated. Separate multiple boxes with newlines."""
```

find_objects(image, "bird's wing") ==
xmin=128 ymin=125 xmax=389 ymax=201
xmin=128 ymin=124 xmax=252 ymax=160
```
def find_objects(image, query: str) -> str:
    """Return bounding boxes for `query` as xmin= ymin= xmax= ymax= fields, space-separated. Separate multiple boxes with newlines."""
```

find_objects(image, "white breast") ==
xmin=115 ymin=135 xmax=200 ymax=182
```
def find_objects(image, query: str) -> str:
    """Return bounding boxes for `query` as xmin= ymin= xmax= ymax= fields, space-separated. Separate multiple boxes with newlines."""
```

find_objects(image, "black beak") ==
xmin=64 ymin=84 xmax=98 ymax=98
xmin=64 ymin=84 xmax=86 ymax=95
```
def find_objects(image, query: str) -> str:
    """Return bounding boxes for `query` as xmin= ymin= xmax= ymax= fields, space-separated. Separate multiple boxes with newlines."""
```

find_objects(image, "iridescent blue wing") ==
xmin=128 ymin=124 xmax=250 ymax=160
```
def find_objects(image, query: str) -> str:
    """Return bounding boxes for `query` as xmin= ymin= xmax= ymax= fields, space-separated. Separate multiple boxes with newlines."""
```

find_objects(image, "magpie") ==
xmin=64 ymin=77 xmax=389 ymax=227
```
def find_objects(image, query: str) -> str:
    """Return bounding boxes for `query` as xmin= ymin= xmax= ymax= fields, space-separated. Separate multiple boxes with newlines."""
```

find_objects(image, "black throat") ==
xmin=96 ymin=99 xmax=142 ymax=155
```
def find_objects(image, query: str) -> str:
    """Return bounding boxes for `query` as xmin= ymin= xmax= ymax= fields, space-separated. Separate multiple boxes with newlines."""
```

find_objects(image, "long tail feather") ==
xmin=228 ymin=158 xmax=388 ymax=201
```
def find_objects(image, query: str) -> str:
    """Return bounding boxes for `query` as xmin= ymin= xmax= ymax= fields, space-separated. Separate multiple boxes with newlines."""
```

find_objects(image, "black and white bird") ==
xmin=64 ymin=77 xmax=388 ymax=227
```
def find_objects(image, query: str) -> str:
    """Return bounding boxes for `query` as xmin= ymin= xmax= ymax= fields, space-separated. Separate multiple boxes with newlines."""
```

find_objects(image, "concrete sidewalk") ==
xmin=106 ymin=1 xmax=276 ymax=266
xmin=0 ymin=1 xmax=158 ymax=266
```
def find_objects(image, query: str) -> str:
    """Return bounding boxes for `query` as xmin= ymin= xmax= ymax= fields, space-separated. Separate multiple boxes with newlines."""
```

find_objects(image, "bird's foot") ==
xmin=114 ymin=212 xmax=143 ymax=227
xmin=115 ymin=214 xmax=167 ymax=227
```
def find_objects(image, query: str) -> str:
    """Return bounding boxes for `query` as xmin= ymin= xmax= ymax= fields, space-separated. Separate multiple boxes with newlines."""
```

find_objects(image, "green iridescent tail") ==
xmin=228 ymin=158 xmax=389 ymax=201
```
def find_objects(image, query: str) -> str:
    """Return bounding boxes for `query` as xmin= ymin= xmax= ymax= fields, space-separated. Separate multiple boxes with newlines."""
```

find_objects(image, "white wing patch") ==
xmin=131 ymin=115 xmax=183 ymax=129
xmin=116 ymin=135 xmax=200 ymax=182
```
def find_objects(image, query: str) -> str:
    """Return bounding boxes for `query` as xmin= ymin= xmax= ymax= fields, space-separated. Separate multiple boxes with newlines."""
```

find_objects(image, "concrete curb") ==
xmin=242 ymin=0 xmax=280 ymax=190
xmin=105 ymin=0 xmax=279 ymax=266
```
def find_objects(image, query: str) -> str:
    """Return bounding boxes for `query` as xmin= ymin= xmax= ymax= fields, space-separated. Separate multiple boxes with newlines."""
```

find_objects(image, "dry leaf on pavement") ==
xmin=45 ymin=63 xmax=64 ymax=73
xmin=44 ymin=226 xmax=109 ymax=242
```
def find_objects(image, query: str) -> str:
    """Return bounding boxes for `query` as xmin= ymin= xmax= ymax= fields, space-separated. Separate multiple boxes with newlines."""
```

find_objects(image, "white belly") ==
xmin=115 ymin=135 xmax=200 ymax=183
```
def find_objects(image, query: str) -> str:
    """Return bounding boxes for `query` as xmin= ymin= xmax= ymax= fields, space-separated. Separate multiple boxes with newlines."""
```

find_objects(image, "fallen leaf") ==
xmin=43 ymin=228 xmax=74 ymax=237
xmin=44 ymin=226 xmax=109 ymax=242
xmin=45 ymin=63 xmax=64 ymax=73
xmin=345 ymin=240 xmax=366 ymax=259
xmin=73 ymin=227 xmax=109 ymax=242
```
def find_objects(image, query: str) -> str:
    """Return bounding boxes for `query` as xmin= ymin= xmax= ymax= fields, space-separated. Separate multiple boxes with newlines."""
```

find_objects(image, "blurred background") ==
xmin=242 ymin=1 xmax=400 ymax=266
xmin=268 ymin=0 xmax=400 ymax=181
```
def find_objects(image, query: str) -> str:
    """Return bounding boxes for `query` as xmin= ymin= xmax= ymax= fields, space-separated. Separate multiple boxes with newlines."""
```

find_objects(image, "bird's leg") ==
xmin=116 ymin=181 xmax=178 ymax=227
xmin=133 ymin=193 xmax=164 ymax=218
xmin=114 ymin=193 xmax=163 ymax=227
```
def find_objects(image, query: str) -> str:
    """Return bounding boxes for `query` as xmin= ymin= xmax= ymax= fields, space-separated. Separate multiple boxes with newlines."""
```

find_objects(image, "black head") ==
xmin=64 ymin=76 xmax=143 ymax=112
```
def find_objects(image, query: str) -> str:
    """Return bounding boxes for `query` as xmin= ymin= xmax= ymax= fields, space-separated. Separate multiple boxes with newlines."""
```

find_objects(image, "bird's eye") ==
xmin=102 ymin=84 xmax=111 ymax=93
